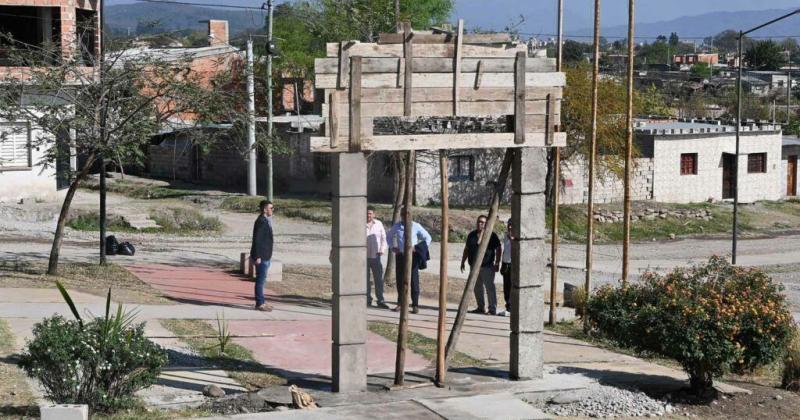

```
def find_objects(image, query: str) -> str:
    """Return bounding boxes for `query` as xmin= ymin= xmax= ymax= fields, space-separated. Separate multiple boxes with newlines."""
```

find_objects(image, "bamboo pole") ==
xmin=394 ymin=150 xmax=416 ymax=386
xmin=549 ymin=0 xmax=564 ymax=326
xmin=585 ymin=0 xmax=601 ymax=327
xmin=622 ymin=0 xmax=635 ymax=286
xmin=444 ymin=149 xmax=514 ymax=366
xmin=435 ymin=151 xmax=449 ymax=387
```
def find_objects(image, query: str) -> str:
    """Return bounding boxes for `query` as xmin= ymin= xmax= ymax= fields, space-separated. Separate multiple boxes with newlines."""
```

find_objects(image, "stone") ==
xmin=332 ymin=153 xmax=367 ymax=197
xmin=550 ymin=393 xmax=582 ymax=405
xmin=775 ymin=395 xmax=784 ymax=400
xmin=332 ymin=343 xmax=367 ymax=392
xmin=562 ymin=282 xmax=578 ymax=307
xmin=669 ymin=233 xmax=676 ymax=240
xmin=332 ymin=294 xmax=367 ymax=345
xmin=332 ymin=247 xmax=367 ymax=295
xmin=510 ymin=332 xmax=543 ymax=380
xmin=203 ymin=385 xmax=226 ymax=398
xmin=40 ymin=405 xmax=88 ymax=420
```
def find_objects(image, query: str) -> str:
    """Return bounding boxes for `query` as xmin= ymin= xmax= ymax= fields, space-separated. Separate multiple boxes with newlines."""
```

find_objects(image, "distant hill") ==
xmin=571 ymin=8 xmax=800 ymax=41
xmin=105 ymin=2 xmax=265 ymax=37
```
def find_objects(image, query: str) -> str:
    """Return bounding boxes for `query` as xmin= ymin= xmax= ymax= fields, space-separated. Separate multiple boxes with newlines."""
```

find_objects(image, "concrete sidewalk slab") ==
xmin=223 ymin=320 xmax=429 ymax=376
xmin=204 ymin=400 xmax=440 ymax=420
xmin=0 ymin=288 xmax=105 ymax=304
xmin=416 ymin=392 xmax=551 ymax=419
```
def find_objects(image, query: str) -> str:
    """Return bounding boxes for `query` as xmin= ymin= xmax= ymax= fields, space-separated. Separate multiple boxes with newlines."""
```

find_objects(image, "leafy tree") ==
xmin=690 ymin=62 xmax=712 ymax=78
xmin=562 ymin=39 xmax=592 ymax=64
xmin=0 ymin=37 xmax=253 ymax=274
xmin=637 ymin=85 xmax=673 ymax=117
xmin=712 ymin=29 xmax=752 ymax=53
xmin=669 ymin=32 xmax=679 ymax=48
xmin=746 ymin=40 xmax=785 ymax=71
xmin=636 ymin=41 xmax=670 ymax=65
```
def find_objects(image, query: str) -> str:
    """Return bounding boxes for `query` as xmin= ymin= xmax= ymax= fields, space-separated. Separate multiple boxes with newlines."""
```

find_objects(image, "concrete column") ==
xmin=510 ymin=147 xmax=547 ymax=380
xmin=331 ymin=152 xmax=368 ymax=392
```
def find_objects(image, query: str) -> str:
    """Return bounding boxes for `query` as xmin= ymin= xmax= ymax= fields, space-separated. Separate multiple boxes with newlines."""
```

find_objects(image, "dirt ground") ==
xmin=667 ymin=382 xmax=800 ymax=419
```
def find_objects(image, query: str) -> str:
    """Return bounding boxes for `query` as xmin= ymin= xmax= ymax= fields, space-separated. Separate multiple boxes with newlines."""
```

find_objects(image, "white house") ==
xmin=560 ymin=119 xmax=785 ymax=204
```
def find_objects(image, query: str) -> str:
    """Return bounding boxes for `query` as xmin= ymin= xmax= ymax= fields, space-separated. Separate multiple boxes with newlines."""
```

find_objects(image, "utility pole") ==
xmin=99 ymin=0 xmax=107 ymax=265
xmin=788 ymin=49 xmax=792 ymax=125
xmin=246 ymin=39 xmax=257 ymax=196
xmin=265 ymin=0 xmax=274 ymax=201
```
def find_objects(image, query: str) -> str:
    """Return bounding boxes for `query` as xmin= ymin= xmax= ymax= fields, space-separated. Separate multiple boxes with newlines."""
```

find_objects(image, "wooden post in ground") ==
xmin=443 ymin=149 xmax=514 ymax=367
xmin=394 ymin=150 xmax=415 ymax=386
xmin=549 ymin=0 xmax=564 ymax=326
xmin=585 ymin=0 xmax=601 ymax=329
xmin=435 ymin=151 xmax=449 ymax=386
xmin=621 ymin=0 xmax=635 ymax=286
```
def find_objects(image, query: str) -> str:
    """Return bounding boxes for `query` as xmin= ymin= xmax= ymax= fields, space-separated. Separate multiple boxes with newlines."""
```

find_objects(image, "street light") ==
xmin=733 ymin=8 xmax=800 ymax=265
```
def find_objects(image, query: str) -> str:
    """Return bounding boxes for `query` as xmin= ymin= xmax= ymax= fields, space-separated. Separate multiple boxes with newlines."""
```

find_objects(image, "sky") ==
xmin=107 ymin=0 xmax=800 ymax=32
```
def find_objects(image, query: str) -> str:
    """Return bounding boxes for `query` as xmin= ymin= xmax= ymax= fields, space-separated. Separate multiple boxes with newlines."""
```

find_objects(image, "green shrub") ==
xmin=19 ymin=284 xmax=167 ymax=412
xmin=149 ymin=208 xmax=222 ymax=233
xmin=588 ymin=256 xmax=794 ymax=394
xmin=783 ymin=328 xmax=800 ymax=391
xmin=67 ymin=211 xmax=133 ymax=232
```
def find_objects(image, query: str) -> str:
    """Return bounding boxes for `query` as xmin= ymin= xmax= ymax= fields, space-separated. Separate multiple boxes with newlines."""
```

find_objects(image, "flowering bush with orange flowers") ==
xmin=587 ymin=256 xmax=795 ymax=394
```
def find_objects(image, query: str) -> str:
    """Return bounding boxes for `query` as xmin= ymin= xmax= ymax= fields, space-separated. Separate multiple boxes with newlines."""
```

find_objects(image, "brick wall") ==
xmin=559 ymin=157 xmax=654 ymax=205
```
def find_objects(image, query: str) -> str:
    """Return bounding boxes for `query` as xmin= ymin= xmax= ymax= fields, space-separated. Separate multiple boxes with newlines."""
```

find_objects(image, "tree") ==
xmin=746 ymin=40 xmax=785 ymax=71
xmin=669 ymin=32 xmax=679 ymax=48
xmin=712 ymin=29 xmax=752 ymax=53
xmin=0 ymin=37 xmax=253 ymax=274
xmin=562 ymin=40 xmax=591 ymax=64
xmin=690 ymin=62 xmax=712 ymax=79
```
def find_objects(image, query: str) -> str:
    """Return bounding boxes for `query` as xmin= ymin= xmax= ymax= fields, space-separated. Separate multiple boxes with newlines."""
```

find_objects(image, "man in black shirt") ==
xmin=460 ymin=215 xmax=502 ymax=315
xmin=250 ymin=200 xmax=274 ymax=311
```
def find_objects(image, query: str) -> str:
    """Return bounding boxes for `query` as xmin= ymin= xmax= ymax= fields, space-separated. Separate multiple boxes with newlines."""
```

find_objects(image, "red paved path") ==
xmin=129 ymin=264 xmax=429 ymax=376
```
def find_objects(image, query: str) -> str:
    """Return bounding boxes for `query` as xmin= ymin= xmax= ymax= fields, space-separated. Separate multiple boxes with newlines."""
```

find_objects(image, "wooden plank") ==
xmin=315 ymin=57 xmax=556 ymax=74
xmin=315 ymin=71 xmax=565 ymax=89
xmin=331 ymin=87 xmax=562 ymax=103
xmin=349 ymin=56 xmax=362 ymax=152
xmin=310 ymin=132 xmax=567 ymax=152
xmin=333 ymin=100 xmax=561 ymax=118
xmin=403 ymin=22 xmax=413 ymax=116
xmin=378 ymin=32 xmax=512 ymax=44
xmin=337 ymin=41 xmax=352 ymax=89
xmin=326 ymin=42 xmax=526 ymax=58
xmin=453 ymin=19 xmax=464 ymax=116
xmin=475 ymin=60 xmax=483 ymax=89
xmin=545 ymin=93 xmax=556 ymax=146
xmin=329 ymin=90 xmax=339 ymax=148
xmin=332 ymin=113 xmax=559 ymax=139
xmin=514 ymin=51 xmax=526 ymax=144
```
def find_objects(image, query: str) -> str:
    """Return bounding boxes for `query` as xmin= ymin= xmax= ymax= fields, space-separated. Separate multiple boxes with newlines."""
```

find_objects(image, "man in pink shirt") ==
xmin=366 ymin=206 xmax=389 ymax=309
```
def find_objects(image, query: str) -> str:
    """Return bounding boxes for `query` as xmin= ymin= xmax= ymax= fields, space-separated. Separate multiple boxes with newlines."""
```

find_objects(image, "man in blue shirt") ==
xmin=387 ymin=207 xmax=432 ymax=314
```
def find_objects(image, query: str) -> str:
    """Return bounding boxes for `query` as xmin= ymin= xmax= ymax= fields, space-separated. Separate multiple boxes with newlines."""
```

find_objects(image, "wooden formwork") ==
xmin=311 ymin=27 xmax=566 ymax=153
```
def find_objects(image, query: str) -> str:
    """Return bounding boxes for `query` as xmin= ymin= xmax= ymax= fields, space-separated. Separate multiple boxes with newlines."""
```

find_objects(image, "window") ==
xmin=748 ymin=153 xmax=767 ymax=173
xmin=0 ymin=122 xmax=31 ymax=169
xmin=0 ymin=6 xmax=62 ymax=66
xmin=680 ymin=153 xmax=697 ymax=175
xmin=448 ymin=155 xmax=475 ymax=182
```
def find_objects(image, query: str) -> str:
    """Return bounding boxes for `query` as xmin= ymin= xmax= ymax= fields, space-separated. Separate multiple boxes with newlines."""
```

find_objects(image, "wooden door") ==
xmin=788 ymin=155 xmax=797 ymax=196
xmin=722 ymin=153 xmax=735 ymax=199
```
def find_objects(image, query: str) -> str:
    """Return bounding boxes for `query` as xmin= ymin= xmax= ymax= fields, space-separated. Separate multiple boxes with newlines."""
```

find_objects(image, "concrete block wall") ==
xmin=781 ymin=146 xmax=800 ymax=198
xmin=651 ymin=132 xmax=783 ymax=203
xmin=559 ymin=157 xmax=654 ymax=205
xmin=415 ymin=149 xmax=512 ymax=207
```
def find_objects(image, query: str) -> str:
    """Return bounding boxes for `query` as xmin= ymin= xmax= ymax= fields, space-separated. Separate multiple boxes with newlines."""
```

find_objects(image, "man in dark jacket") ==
xmin=461 ymin=215 xmax=502 ymax=315
xmin=250 ymin=200 xmax=274 ymax=311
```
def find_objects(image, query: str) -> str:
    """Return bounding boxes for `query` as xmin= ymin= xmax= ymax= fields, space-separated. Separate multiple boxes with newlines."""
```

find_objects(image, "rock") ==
xmin=276 ymin=406 xmax=289 ymax=412
xmin=203 ymin=385 xmax=226 ymax=398
xmin=550 ymin=393 xmax=583 ymax=405
xmin=669 ymin=233 xmax=676 ymax=240
xmin=659 ymin=213 xmax=667 ymax=219
xmin=775 ymin=395 xmax=784 ymax=400
xmin=644 ymin=214 xmax=656 ymax=221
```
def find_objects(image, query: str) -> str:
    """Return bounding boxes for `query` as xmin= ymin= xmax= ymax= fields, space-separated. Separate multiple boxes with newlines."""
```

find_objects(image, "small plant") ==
xmin=572 ymin=285 xmax=588 ymax=318
xmin=215 ymin=312 xmax=232 ymax=355
xmin=19 ymin=282 xmax=167 ymax=412
xmin=783 ymin=327 xmax=800 ymax=391
xmin=588 ymin=256 xmax=794 ymax=395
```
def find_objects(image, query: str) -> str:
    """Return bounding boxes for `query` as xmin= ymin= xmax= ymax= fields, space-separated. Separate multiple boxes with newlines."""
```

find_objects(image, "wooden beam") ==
xmin=394 ymin=150 xmax=416 ymax=386
xmin=403 ymin=22 xmax=413 ymax=116
xmin=435 ymin=150 xmax=449 ymax=387
xmin=546 ymin=93 xmax=556 ymax=146
xmin=330 ymin=100 xmax=561 ymax=118
xmin=315 ymin=57 xmax=557 ymax=74
xmin=315 ymin=71 xmax=565 ymax=89
xmin=329 ymin=90 xmax=339 ymax=148
xmin=337 ymin=41 xmax=353 ymax=89
xmin=453 ymin=19 xmax=464 ymax=116
xmin=325 ymin=42 xmax=526 ymax=58
xmin=349 ymin=56 xmax=362 ymax=152
xmin=329 ymin=87 xmax=562 ymax=104
xmin=378 ymin=32 xmax=512 ymax=44
xmin=514 ymin=51 xmax=526 ymax=144
xmin=475 ymin=60 xmax=483 ymax=89
xmin=309 ymin=132 xmax=567 ymax=152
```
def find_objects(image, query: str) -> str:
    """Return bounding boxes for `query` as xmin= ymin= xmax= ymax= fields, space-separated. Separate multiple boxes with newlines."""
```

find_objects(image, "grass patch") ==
xmin=67 ymin=208 xmax=222 ymax=235
xmin=0 ymin=260 xmax=167 ymax=304
xmin=0 ymin=319 xmax=38 ymax=419
xmin=83 ymin=179 xmax=202 ymax=200
xmin=367 ymin=321 xmax=485 ymax=369
xmin=160 ymin=319 xmax=286 ymax=390
xmin=549 ymin=202 xmax=749 ymax=243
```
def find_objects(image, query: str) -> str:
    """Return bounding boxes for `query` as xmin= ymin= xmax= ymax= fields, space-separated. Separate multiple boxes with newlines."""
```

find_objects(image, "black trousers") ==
xmin=501 ymin=262 xmax=512 ymax=311
xmin=395 ymin=253 xmax=421 ymax=307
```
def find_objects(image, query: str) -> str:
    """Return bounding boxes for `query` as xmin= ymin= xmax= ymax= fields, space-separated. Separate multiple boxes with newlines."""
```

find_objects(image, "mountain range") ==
xmin=103 ymin=1 xmax=800 ymax=41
